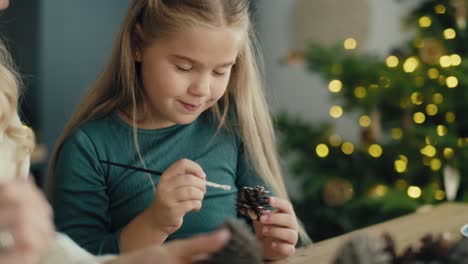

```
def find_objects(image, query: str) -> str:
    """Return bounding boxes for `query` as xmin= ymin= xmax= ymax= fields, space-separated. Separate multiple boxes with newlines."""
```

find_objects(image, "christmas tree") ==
xmin=278 ymin=0 xmax=468 ymax=241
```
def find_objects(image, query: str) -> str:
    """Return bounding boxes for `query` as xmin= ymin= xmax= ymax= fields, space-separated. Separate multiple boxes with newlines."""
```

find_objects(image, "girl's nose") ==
xmin=189 ymin=74 xmax=211 ymax=97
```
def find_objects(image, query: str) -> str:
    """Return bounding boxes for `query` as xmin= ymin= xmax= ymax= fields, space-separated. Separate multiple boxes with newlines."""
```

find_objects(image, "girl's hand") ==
xmin=0 ymin=178 xmax=55 ymax=264
xmin=253 ymin=197 xmax=298 ymax=260
xmin=149 ymin=159 xmax=207 ymax=236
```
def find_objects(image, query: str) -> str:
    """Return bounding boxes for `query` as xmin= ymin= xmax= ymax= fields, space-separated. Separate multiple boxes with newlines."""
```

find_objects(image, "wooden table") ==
xmin=271 ymin=203 xmax=468 ymax=263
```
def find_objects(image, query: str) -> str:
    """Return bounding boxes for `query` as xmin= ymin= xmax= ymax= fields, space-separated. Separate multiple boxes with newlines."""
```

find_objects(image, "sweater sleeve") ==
xmin=51 ymin=128 xmax=120 ymax=255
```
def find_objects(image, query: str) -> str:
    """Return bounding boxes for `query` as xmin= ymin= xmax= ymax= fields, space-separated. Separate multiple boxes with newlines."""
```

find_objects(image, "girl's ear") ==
xmin=134 ymin=24 xmax=145 ymax=62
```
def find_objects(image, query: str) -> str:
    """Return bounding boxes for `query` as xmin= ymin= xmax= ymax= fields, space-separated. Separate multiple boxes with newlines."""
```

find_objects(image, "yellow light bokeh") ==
xmin=359 ymin=115 xmax=372 ymax=127
xmin=410 ymin=92 xmax=423 ymax=105
xmin=435 ymin=4 xmax=446 ymax=14
xmin=427 ymin=68 xmax=439 ymax=79
xmin=436 ymin=125 xmax=448 ymax=136
xmin=419 ymin=16 xmax=432 ymax=28
xmin=443 ymin=148 xmax=454 ymax=160
xmin=413 ymin=112 xmax=426 ymax=124
xmin=341 ymin=142 xmax=355 ymax=155
xmin=394 ymin=160 xmax=407 ymax=173
xmin=432 ymin=93 xmax=444 ymax=104
xmin=407 ymin=186 xmax=422 ymax=199
xmin=386 ymin=55 xmax=399 ymax=68
xmin=344 ymin=38 xmax=357 ymax=50
xmin=316 ymin=144 xmax=329 ymax=158
xmin=403 ymin=57 xmax=419 ymax=73
xmin=329 ymin=105 xmax=343 ymax=119
xmin=439 ymin=55 xmax=451 ymax=67
xmin=354 ymin=86 xmax=367 ymax=99
xmin=329 ymin=80 xmax=343 ymax=93
xmin=369 ymin=184 xmax=388 ymax=198
xmin=426 ymin=104 xmax=438 ymax=116
xmin=446 ymin=76 xmax=459 ymax=88
xmin=395 ymin=179 xmax=408 ymax=190
xmin=445 ymin=112 xmax=456 ymax=123
xmin=368 ymin=144 xmax=383 ymax=158
xmin=450 ymin=54 xmax=462 ymax=66
xmin=391 ymin=128 xmax=403 ymax=140
xmin=421 ymin=145 xmax=437 ymax=157
xmin=329 ymin=134 xmax=342 ymax=147
xmin=430 ymin=158 xmax=442 ymax=171
xmin=435 ymin=190 xmax=445 ymax=200
xmin=443 ymin=28 xmax=456 ymax=39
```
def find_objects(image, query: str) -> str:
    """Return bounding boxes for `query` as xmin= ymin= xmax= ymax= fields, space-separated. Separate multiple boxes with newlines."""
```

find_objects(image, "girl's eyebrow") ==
xmin=170 ymin=54 xmax=235 ymax=68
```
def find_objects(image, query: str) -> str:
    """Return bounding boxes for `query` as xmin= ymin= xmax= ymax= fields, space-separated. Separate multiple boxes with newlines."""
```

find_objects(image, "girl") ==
xmin=49 ymin=0 xmax=310 ymax=260
xmin=0 ymin=3 xmax=229 ymax=263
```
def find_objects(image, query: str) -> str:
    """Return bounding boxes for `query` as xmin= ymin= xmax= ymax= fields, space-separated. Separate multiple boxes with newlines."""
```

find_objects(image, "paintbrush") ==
xmin=99 ymin=160 xmax=231 ymax=191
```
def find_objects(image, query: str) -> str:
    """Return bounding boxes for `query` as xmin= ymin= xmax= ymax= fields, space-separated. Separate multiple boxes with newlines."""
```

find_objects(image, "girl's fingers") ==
xmin=163 ymin=159 xmax=206 ymax=180
xmin=260 ymin=213 xmax=297 ymax=230
xmin=269 ymin=197 xmax=295 ymax=215
xmin=262 ymin=226 xmax=298 ymax=245
xmin=270 ymin=241 xmax=296 ymax=257
xmin=170 ymin=174 xmax=206 ymax=194
xmin=179 ymin=200 xmax=203 ymax=212
xmin=173 ymin=186 xmax=205 ymax=202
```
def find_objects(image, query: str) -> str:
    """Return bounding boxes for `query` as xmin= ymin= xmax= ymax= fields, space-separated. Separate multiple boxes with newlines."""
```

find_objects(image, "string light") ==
xmin=341 ymin=142 xmax=355 ymax=155
xmin=434 ymin=190 xmax=445 ymax=200
xmin=426 ymin=104 xmax=438 ymax=116
xmin=445 ymin=112 xmax=456 ymax=123
xmin=316 ymin=144 xmax=329 ymax=158
xmin=439 ymin=55 xmax=451 ymax=67
xmin=427 ymin=68 xmax=439 ymax=79
xmin=359 ymin=115 xmax=371 ymax=127
xmin=395 ymin=179 xmax=408 ymax=190
xmin=443 ymin=148 xmax=454 ymax=159
xmin=394 ymin=157 xmax=407 ymax=173
xmin=369 ymin=184 xmax=388 ymax=198
xmin=450 ymin=54 xmax=462 ymax=66
xmin=329 ymin=134 xmax=342 ymax=147
xmin=386 ymin=55 xmax=399 ymax=67
xmin=430 ymin=158 xmax=442 ymax=171
xmin=403 ymin=57 xmax=419 ymax=73
xmin=330 ymin=105 xmax=343 ymax=118
xmin=446 ymin=76 xmax=458 ymax=88
xmin=413 ymin=112 xmax=426 ymax=124
xmin=391 ymin=128 xmax=403 ymax=140
xmin=419 ymin=16 xmax=432 ymax=28
xmin=436 ymin=125 xmax=448 ymax=136
xmin=368 ymin=144 xmax=383 ymax=158
xmin=354 ymin=86 xmax=367 ymax=99
xmin=329 ymin=80 xmax=343 ymax=93
xmin=407 ymin=186 xmax=422 ymax=199
xmin=410 ymin=92 xmax=423 ymax=105
xmin=432 ymin=93 xmax=443 ymax=104
xmin=435 ymin=4 xmax=446 ymax=14
xmin=344 ymin=38 xmax=357 ymax=50
xmin=443 ymin=28 xmax=456 ymax=39
xmin=421 ymin=145 xmax=437 ymax=157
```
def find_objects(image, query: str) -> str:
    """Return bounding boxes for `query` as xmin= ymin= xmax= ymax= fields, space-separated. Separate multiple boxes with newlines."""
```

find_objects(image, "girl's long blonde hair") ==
xmin=48 ymin=0 xmax=310 ymax=245
xmin=0 ymin=39 xmax=35 ymax=165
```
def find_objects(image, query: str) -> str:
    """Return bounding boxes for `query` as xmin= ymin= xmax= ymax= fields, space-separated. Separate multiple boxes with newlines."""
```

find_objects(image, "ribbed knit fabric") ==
xmin=51 ymin=111 xmax=269 ymax=255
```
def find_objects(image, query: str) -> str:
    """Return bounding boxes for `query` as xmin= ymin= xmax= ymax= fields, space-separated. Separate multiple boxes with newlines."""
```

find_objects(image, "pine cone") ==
xmin=197 ymin=218 xmax=262 ymax=264
xmin=396 ymin=234 xmax=456 ymax=263
xmin=334 ymin=234 xmax=393 ymax=264
xmin=446 ymin=238 xmax=468 ymax=264
xmin=236 ymin=186 xmax=270 ymax=221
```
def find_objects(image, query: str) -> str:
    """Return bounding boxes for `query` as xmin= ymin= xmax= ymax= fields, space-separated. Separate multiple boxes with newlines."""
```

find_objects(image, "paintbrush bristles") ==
xmin=206 ymin=181 xmax=231 ymax=191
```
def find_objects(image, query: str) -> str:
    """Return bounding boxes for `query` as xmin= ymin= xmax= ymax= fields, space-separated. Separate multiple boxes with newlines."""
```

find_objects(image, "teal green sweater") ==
xmin=51 ymin=112 xmax=269 ymax=255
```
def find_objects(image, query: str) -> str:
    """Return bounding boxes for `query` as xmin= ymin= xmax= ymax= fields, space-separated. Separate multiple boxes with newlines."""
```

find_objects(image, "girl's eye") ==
xmin=213 ymin=70 xmax=227 ymax=76
xmin=176 ymin=64 xmax=192 ymax=72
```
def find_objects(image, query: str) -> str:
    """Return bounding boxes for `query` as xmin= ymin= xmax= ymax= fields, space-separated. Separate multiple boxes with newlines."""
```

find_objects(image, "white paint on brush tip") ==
xmin=206 ymin=181 xmax=231 ymax=191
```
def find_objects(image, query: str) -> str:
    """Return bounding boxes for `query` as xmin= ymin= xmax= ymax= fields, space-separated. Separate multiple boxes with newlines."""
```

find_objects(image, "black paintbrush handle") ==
xmin=99 ymin=160 xmax=163 ymax=176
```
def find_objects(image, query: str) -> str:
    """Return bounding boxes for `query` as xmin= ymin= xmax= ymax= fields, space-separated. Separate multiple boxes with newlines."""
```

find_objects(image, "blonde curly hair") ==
xmin=0 ymin=39 xmax=35 ymax=165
